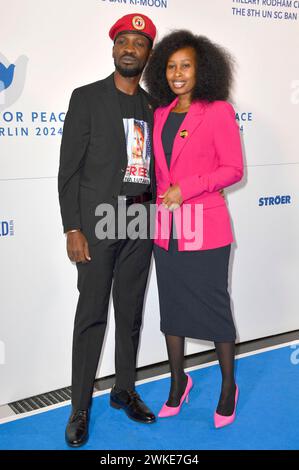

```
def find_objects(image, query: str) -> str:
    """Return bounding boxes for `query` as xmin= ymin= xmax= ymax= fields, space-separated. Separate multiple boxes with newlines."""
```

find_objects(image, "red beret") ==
xmin=109 ymin=13 xmax=156 ymax=44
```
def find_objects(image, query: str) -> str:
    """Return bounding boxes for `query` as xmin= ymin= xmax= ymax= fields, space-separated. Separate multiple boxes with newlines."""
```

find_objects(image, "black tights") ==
xmin=165 ymin=335 xmax=236 ymax=415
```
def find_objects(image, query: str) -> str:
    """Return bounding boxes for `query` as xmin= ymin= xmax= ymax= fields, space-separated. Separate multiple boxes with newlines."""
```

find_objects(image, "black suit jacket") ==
xmin=58 ymin=73 xmax=156 ymax=246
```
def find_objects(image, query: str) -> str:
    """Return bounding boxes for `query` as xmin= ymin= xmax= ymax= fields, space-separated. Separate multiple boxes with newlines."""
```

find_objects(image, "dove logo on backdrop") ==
xmin=0 ymin=53 xmax=28 ymax=110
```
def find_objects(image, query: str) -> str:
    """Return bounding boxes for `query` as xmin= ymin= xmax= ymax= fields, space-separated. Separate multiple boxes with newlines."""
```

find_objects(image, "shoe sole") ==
xmin=110 ymin=400 xmax=156 ymax=424
xmin=65 ymin=433 xmax=89 ymax=448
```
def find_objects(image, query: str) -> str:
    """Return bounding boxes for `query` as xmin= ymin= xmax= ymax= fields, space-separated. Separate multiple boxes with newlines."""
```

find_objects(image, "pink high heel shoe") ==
xmin=158 ymin=373 xmax=193 ymax=418
xmin=214 ymin=384 xmax=239 ymax=428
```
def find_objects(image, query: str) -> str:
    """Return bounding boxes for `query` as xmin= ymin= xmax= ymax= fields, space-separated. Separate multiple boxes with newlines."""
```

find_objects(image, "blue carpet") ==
xmin=1 ymin=344 xmax=299 ymax=450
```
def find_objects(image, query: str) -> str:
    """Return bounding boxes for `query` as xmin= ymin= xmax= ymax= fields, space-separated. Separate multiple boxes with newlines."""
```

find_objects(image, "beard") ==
xmin=114 ymin=60 xmax=145 ymax=78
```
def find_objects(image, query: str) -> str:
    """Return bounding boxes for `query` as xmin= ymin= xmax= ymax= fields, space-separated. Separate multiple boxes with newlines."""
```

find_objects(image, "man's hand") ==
xmin=159 ymin=184 xmax=183 ymax=211
xmin=66 ymin=231 xmax=91 ymax=263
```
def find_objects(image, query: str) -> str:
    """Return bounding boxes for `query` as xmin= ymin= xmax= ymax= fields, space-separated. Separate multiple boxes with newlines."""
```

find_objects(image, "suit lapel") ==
xmin=154 ymin=98 xmax=179 ymax=178
xmin=139 ymin=89 xmax=155 ymax=194
xmin=101 ymin=73 xmax=128 ymax=168
xmin=170 ymin=100 xmax=206 ymax=169
xmin=139 ymin=87 xmax=154 ymax=128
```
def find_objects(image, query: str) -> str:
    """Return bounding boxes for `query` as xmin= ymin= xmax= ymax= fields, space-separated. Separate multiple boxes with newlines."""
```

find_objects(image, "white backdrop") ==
xmin=1 ymin=0 xmax=299 ymax=405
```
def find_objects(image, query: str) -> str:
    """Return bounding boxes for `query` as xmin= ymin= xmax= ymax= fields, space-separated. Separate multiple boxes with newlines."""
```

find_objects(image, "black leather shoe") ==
xmin=110 ymin=385 xmax=156 ymax=424
xmin=65 ymin=409 xmax=89 ymax=447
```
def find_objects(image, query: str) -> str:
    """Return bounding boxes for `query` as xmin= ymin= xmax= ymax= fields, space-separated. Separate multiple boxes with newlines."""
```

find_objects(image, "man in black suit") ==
xmin=58 ymin=13 xmax=157 ymax=447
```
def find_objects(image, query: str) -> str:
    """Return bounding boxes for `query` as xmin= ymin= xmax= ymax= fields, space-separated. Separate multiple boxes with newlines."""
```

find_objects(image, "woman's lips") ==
xmin=172 ymin=81 xmax=186 ymax=89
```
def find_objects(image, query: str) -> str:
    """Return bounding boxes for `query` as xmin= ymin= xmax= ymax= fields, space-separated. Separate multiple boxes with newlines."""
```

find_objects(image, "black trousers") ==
xmin=71 ymin=211 xmax=153 ymax=410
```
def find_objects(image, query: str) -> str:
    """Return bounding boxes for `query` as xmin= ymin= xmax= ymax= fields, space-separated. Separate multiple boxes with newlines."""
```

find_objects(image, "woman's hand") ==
xmin=159 ymin=184 xmax=183 ymax=211
xmin=159 ymin=186 xmax=225 ymax=210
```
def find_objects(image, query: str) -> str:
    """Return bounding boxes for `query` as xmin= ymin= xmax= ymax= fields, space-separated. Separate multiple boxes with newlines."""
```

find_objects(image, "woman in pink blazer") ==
xmin=144 ymin=31 xmax=244 ymax=428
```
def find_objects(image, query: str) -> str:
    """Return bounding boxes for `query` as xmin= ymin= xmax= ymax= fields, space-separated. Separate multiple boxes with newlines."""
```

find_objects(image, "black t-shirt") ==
xmin=162 ymin=111 xmax=187 ymax=169
xmin=117 ymin=88 xmax=151 ymax=196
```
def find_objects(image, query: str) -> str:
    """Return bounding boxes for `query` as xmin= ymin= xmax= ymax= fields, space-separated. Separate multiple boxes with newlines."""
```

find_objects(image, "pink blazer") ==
xmin=153 ymin=97 xmax=244 ymax=251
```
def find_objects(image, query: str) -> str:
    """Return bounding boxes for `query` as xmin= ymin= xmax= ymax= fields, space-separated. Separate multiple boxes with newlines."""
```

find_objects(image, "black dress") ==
xmin=154 ymin=111 xmax=236 ymax=342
